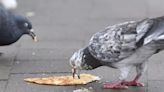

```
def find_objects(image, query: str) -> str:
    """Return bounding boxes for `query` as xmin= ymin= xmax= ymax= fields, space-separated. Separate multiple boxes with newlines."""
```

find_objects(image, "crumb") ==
xmin=88 ymin=87 xmax=93 ymax=90
xmin=42 ymin=73 xmax=46 ymax=76
xmin=15 ymin=61 xmax=20 ymax=64
xmin=26 ymin=12 xmax=35 ymax=17
xmin=32 ymin=52 xmax=36 ymax=55
xmin=49 ymin=51 xmax=54 ymax=54
xmin=73 ymin=88 xmax=92 ymax=92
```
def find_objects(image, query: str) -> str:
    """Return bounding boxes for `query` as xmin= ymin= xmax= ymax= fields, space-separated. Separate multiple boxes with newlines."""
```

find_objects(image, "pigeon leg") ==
xmin=103 ymin=67 xmax=131 ymax=89
xmin=122 ymin=63 xmax=146 ymax=86
xmin=121 ymin=77 xmax=144 ymax=86
xmin=72 ymin=67 xmax=81 ymax=79
xmin=122 ymin=73 xmax=144 ymax=86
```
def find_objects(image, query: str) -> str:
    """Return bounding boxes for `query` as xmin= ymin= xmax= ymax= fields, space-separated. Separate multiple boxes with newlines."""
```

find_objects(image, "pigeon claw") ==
xmin=72 ymin=73 xmax=75 ymax=79
xmin=77 ymin=75 xmax=80 ymax=79
xmin=122 ymin=81 xmax=144 ymax=87
xmin=103 ymin=82 xmax=128 ymax=89
xmin=72 ymin=68 xmax=75 ymax=79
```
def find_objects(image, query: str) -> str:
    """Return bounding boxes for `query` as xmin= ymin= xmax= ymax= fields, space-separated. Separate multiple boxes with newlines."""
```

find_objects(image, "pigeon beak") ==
xmin=72 ymin=67 xmax=80 ymax=79
xmin=72 ymin=67 xmax=76 ymax=79
xmin=29 ymin=29 xmax=38 ymax=42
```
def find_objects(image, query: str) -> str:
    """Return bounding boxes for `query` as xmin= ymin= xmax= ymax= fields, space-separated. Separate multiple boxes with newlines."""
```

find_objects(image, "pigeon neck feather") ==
xmin=82 ymin=47 xmax=102 ymax=70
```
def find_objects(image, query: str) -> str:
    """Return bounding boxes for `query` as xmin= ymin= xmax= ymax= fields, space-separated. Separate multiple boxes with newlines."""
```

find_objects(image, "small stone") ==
xmin=15 ymin=61 xmax=20 ymax=64
xmin=89 ymin=87 xmax=92 ymax=89
xmin=32 ymin=52 xmax=36 ymax=55
xmin=73 ymin=88 xmax=92 ymax=92
xmin=26 ymin=12 xmax=35 ymax=17
xmin=49 ymin=51 xmax=54 ymax=54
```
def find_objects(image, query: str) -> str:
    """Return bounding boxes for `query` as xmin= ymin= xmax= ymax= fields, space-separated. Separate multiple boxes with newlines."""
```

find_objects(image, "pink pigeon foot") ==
xmin=122 ymin=81 xmax=144 ymax=86
xmin=103 ymin=82 xmax=128 ymax=89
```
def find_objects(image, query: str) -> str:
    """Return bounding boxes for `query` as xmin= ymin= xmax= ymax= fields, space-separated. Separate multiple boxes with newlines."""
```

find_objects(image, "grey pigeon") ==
xmin=70 ymin=16 xmax=164 ymax=89
xmin=0 ymin=5 xmax=37 ymax=46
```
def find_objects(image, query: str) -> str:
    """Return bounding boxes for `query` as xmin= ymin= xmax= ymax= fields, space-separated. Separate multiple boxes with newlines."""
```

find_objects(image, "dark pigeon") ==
xmin=0 ymin=5 xmax=37 ymax=46
xmin=70 ymin=16 xmax=164 ymax=89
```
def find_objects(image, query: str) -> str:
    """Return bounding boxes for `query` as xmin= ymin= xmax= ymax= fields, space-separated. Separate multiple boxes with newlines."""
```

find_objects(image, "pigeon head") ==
xmin=70 ymin=48 xmax=84 ymax=79
xmin=70 ymin=47 xmax=102 ymax=78
xmin=70 ymin=49 xmax=83 ymax=69
xmin=15 ymin=16 xmax=38 ymax=42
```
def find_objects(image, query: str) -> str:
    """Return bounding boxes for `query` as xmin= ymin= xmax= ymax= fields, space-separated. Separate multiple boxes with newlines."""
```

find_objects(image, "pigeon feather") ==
xmin=88 ymin=19 xmax=154 ymax=63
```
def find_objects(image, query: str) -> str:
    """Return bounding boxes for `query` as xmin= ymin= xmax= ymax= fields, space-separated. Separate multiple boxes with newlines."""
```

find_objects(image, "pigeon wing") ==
xmin=88 ymin=19 xmax=154 ymax=63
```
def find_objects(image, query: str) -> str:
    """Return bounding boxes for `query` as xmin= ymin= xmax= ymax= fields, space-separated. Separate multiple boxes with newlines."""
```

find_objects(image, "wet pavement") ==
xmin=1 ymin=0 xmax=164 ymax=92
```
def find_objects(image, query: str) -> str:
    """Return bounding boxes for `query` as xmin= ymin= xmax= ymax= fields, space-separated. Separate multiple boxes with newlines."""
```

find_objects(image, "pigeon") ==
xmin=0 ymin=5 xmax=37 ymax=46
xmin=70 ymin=16 xmax=164 ymax=89
xmin=0 ymin=0 xmax=17 ymax=9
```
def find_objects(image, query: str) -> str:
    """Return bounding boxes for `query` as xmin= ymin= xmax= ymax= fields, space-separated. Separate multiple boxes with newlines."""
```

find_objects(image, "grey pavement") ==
xmin=1 ymin=0 xmax=164 ymax=92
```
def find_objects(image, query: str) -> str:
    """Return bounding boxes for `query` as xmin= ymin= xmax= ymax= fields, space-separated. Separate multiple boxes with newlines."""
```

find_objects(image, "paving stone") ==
xmin=75 ymin=84 xmax=147 ymax=92
xmin=19 ymin=40 xmax=83 ymax=49
xmin=16 ymin=48 xmax=77 ymax=61
xmin=148 ymin=80 xmax=164 ymax=92
xmin=17 ymin=0 xmax=93 ymax=26
xmin=0 ymin=81 xmax=7 ymax=92
xmin=75 ymin=67 xmax=147 ymax=92
xmin=147 ymin=0 xmax=164 ymax=17
xmin=148 ymin=51 xmax=164 ymax=80
xmin=19 ymin=25 xmax=87 ymax=42
xmin=0 ymin=66 xmax=11 ymax=80
xmin=82 ymin=67 xmax=147 ymax=84
xmin=5 ymin=74 xmax=76 ymax=92
xmin=0 ymin=46 xmax=18 ymax=80
xmin=11 ymin=60 xmax=71 ymax=73
xmin=6 ymin=72 xmax=147 ymax=92
xmin=89 ymin=0 xmax=147 ymax=19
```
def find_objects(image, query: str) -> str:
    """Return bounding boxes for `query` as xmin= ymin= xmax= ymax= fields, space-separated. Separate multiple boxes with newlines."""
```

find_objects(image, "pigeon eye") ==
xmin=24 ymin=23 xmax=28 ymax=27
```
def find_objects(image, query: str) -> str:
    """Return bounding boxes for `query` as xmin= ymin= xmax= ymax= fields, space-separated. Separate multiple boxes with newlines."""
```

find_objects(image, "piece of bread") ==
xmin=24 ymin=74 xmax=100 ymax=86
